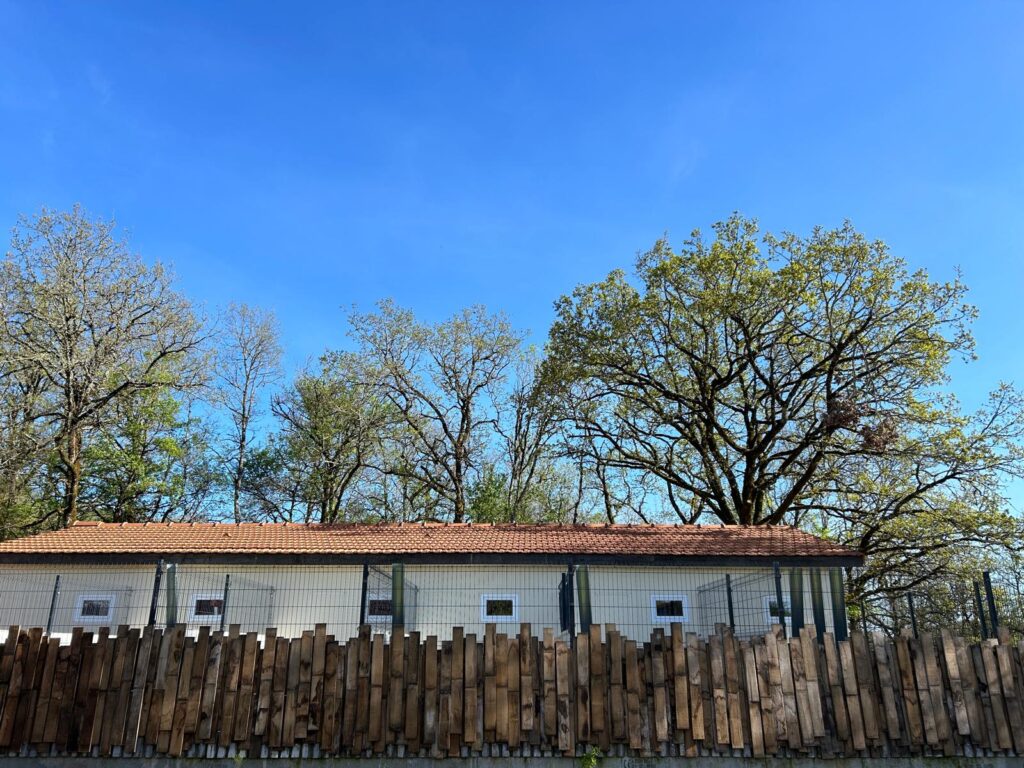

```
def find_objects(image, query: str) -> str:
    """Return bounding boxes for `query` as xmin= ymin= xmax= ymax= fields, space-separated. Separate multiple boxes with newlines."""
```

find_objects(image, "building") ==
xmin=0 ymin=521 xmax=862 ymax=641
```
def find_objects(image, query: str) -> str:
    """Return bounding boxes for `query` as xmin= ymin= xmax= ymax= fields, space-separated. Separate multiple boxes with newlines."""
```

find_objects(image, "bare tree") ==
xmin=216 ymin=303 xmax=282 ymax=522
xmin=0 ymin=206 xmax=207 ymax=527
xmin=349 ymin=301 xmax=523 ymax=522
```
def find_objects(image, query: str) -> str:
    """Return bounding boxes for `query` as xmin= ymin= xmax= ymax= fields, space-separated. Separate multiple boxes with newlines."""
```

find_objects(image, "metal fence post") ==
xmin=358 ymin=563 xmax=369 ymax=627
xmin=576 ymin=564 xmax=592 ymax=635
xmin=974 ymin=580 xmax=989 ymax=639
xmin=391 ymin=563 xmax=405 ymax=631
xmin=829 ymin=568 xmax=849 ymax=641
xmin=148 ymin=559 xmax=164 ymax=627
xmin=220 ymin=574 xmax=231 ymax=633
xmin=725 ymin=574 xmax=736 ymax=632
xmin=789 ymin=567 xmax=805 ymax=636
xmin=45 ymin=574 xmax=61 ymax=635
xmin=773 ymin=561 xmax=787 ymax=638
xmin=983 ymin=571 xmax=999 ymax=634
xmin=165 ymin=563 xmax=178 ymax=628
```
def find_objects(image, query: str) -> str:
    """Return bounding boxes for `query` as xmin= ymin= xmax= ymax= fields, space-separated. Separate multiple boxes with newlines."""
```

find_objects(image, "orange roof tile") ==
xmin=0 ymin=521 xmax=861 ymax=563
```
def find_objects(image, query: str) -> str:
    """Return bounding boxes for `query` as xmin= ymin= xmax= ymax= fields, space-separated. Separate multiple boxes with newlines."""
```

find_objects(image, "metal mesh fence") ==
xmin=0 ymin=560 xmax=850 ymax=641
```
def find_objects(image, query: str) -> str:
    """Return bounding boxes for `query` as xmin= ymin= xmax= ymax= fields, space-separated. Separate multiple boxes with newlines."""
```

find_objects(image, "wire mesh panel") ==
xmin=0 ymin=559 xmax=849 ymax=642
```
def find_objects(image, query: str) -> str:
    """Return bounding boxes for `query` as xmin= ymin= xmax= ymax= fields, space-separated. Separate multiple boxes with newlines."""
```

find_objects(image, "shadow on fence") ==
xmin=0 ymin=621 xmax=1018 ymax=759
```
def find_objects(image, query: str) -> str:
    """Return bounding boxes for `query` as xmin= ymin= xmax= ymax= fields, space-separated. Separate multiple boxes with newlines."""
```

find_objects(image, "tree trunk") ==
xmin=62 ymin=426 xmax=82 ymax=527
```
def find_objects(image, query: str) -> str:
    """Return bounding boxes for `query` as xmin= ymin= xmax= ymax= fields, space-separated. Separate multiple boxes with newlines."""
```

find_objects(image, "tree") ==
xmin=545 ymin=214 xmax=1024 ymax=611
xmin=349 ymin=301 xmax=524 ymax=522
xmin=78 ymin=385 xmax=219 ymax=523
xmin=259 ymin=353 xmax=393 ymax=523
xmin=546 ymin=215 xmax=987 ymax=525
xmin=0 ymin=206 xmax=207 ymax=527
xmin=216 ymin=303 xmax=282 ymax=522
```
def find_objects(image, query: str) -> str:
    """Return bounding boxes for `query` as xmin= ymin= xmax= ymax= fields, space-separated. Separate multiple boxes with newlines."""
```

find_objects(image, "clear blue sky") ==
xmin=2 ymin=4 xmax=1022 ymax=412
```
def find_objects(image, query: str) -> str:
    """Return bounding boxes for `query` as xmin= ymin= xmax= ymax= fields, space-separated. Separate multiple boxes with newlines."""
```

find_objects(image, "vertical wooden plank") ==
xmin=995 ymin=640 xmax=1024 ymax=754
xmin=30 ymin=635 xmax=61 ymax=746
xmin=367 ymin=634 xmax=385 ymax=744
xmin=404 ymin=631 xmax=422 ymax=749
xmin=685 ymin=633 xmax=705 ymax=742
xmin=294 ymin=630 xmax=313 ymax=741
xmin=321 ymin=640 xmax=341 ymax=753
xmin=310 ymin=623 xmax=327 ymax=738
xmin=609 ymin=629 xmax=626 ymax=742
xmin=197 ymin=630 xmax=222 ymax=743
xmin=464 ymin=633 xmax=477 ymax=746
xmin=670 ymin=624 xmax=688 ymax=735
xmin=980 ymin=641 xmax=1012 ymax=750
xmin=940 ymin=630 xmax=970 ymax=738
xmin=555 ymin=639 xmax=573 ymax=754
xmin=438 ymin=640 xmax=451 ymax=755
xmin=776 ymin=631 xmax=801 ymax=749
xmin=789 ymin=638 xmax=814 ymax=749
xmin=269 ymin=636 xmax=289 ymax=750
xmin=870 ymin=632 xmax=901 ymax=742
xmin=450 ymin=627 xmax=464 ymax=752
xmin=651 ymin=630 xmax=670 ymax=745
xmin=624 ymin=639 xmax=642 ymax=750
xmin=157 ymin=625 xmax=185 ymax=754
xmin=575 ymin=632 xmax=590 ymax=744
xmin=723 ymin=631 xmax=744 ymax=750
xmin=522 ymin=624 xmax=537 ymax=736
xmin=838 ymin=640 xmax=866 ymax=751
xmin=909 ymin=636 xmax=939 ymax=747
xmin=387 ymin=628 xmax=405 ymax=734
xmin=422 ymin=635 xmax=438 ymax=750
xmin=709 ymin=633 xmax=729 ymax=748
xmin=495 ymin=633 xmax=508 ymax=744
xmin=894 ymin=634 xmax=923 ymax=747
xmin=920 ymin=633 xmax=951 ymax=748
xmin=508 ymin=637 xmax=521 ymax=748
xmin=753 ymin=637 xmax=778 ymax=755
xmin=232 ymin=632 xmax=258 ymax=744
xmin=742 ymin=641 xmax=765 ymax=757
xmin=800 ymin=629 xmax=826 ymax=740
xmin=144 ymin=629 xmax=168 ymax=749
xmin=484 ymin=625 xmax=496 ymax=740
xmin=253 ymin=628 xmax=277 ymax=738
xmin=851 ymin=632 xmax=880 ymax=744
xmin=124 ymin=626 xmax=155 ymax=753
xmin=168 ymin=638 xmax=194 ymax=757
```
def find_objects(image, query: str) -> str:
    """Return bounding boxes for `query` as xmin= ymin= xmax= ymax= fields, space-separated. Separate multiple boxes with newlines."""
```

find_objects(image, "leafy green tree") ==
xmin=545 ymin=215 xmax=1024 ymax=607
xmin=79 ymin=387 xmax=219 ymax=522
xmin=0 ymin=207 xmax=207 ymax=527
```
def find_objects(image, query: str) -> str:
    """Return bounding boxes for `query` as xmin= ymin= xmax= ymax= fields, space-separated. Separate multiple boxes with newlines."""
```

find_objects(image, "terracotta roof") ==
xmin=0 ymin=522 xmax=861 ymax=562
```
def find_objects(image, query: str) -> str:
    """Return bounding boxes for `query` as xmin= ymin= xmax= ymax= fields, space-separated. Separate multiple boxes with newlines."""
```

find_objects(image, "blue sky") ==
xmin=1 ymin=3 xmax=1023 ymax=407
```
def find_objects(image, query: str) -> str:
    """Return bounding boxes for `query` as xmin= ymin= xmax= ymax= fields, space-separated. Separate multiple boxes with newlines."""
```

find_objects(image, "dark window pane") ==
xmin=81 ymin=599 xmax=110 ymax=617
xmin=194 ymin=599 xmax=224 ymax=616
xmin=655 ymin=599 xmax=684 ymax=617
xmin=368 ymin=599 xmax=393 ymax=616
xmin=485 ymin=599 xmax=514 ymax=617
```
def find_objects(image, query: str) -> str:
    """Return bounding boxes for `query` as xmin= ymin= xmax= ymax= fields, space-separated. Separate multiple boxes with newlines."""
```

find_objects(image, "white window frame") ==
xmin=187 ymin=592 xmax=226 ymax=623
xmin=73 ymin=593 xmax=116 ymax=624
xmin=481 ymin=593 xmax=519 ymax=623
xmin=650 ymin=593 xmax=689 ymax=623
xmin=764 ymin=595 xmax=792 ymax=627
xmin=366 ymin=595 xmax=394 ymax=618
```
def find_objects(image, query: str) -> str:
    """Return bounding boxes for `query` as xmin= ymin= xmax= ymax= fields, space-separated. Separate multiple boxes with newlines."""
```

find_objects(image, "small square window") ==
xmin=187 ymin=593 xmax=227 ymax=623
xmin=481 ymin=593 xmax=518 ymax=623
xmin=764 ymin=596 xmax=792 ymax=626
xmin=73 ymin=594 xmax=115 ymax=623
xmin=650 ymin=594 xmax=689 ymax=623
xmin=368 ymin=598 xmax=393 ymax=617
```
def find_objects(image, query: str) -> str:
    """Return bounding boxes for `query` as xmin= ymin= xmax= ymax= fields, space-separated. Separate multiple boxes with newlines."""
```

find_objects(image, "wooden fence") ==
xmin=0 ymin=622 xmax=1018 ymax=759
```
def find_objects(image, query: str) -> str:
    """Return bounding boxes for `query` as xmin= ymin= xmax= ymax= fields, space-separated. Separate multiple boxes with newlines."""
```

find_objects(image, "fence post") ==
xmin=358 ymin=564 xmax=369 ymax=626
xmin=810 ymin=569 xmax=827 ymax=638
xmin=983 ymin=571 xmax=999 ymax=634
xmin=725 ymin=574 xmax=736 ymax=632
xmin=974 ymin=580 xmax=989 ymax=639
xmin=773 ymin=561 xmax=787 ymax=638
xmin=907 ymin=592 xmax=918 ymax=638
xmin=148 ymin=559 xmax=164 ymax=627
xmin=45 ymin=574 xmax=61 ymax=635
xmin=165 ymin=563 xmax=178 ymax=628
xmin=391 ymin=563 xmax=405 ymax=631
xmin=576 ymin=564 xmax=592 ymax=634
xmin=220 ymin=574 xmax=230 ymax=633
xmin=566 ymin=564 xmax=576 ymax=645
xmin=829 ymin=568 xmax=848 ymax=641
xmin=789 ymin=567 xmax=805 ymax=636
